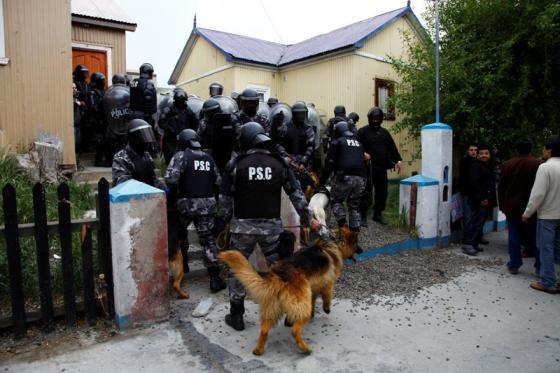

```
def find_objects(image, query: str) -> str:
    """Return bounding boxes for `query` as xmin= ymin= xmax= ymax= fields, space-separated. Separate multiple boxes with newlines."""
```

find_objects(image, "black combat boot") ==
xmin=208 ymin=267 xmax=226 ymax=293
xmin=373 ymin=211 xmax=388 ymax=225
xmin=359 ymin=209 xmax=368 ymax=228
xmin=225 ymin=300 xmax=245 ymax=331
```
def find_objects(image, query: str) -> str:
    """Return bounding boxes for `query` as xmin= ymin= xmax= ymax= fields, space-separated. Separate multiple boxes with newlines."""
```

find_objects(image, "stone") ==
xmin=192 ymin=298 xmax=215 ymax=318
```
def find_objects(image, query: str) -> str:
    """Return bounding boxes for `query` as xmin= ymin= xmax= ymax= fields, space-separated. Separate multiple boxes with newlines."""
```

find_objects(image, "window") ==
xmin=246 ymin=84 xmax=270 ymax=102
xmin=375 ymin=78 xmax=395 ymax=120
xmin=0 ymin=0 xmax=7 ymax=65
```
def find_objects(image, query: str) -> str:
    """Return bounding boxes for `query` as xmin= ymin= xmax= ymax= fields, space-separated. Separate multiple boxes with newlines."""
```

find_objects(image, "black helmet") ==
xmin=112 ymin=74 xmax=126 ymax=85
xmin=334 ymin=121 xmax=353 ymax=139
xmin=267 ymin=97 xmax=279 ymax=108
xmin=202 ymin=98 xmax=221 ymax=121
xmin=239 ymin=88 xmax=260 ymax=116
xmin=139 ymin=63 xmax=154 ymax=78
xmin=239 ymin=122 xmax=271 ymax=151
xmin=90 ymin=72 xmax=106 ymax=89
xmin=334 ymin=105 xmax=346 ymax=117
xmin=367 ymin=107 xmax=384 ymax=126
xmin=209 ymin=82 xmax=223 ymax=97
xmin=127 ymin=119 xmax=156 ymax=153
xmin=177 ymin=129 xmax=201 ymax=150
xmin=73 ymin=64 xmax=89 ymax=81
xmin=291 ymin=101 xmax=308 ymax=123
xmin=348 ymin=112 xmax=359 ymax=124
xmin=173 ymin=88 xmax=188 ymax=104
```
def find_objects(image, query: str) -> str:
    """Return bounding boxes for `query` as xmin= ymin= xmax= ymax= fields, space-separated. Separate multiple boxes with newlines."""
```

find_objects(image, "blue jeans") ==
xmin=463 ymin=205 xmax=487 ymax=249
xmin=536 ymin=219 xmax=560 ymax=288
xmin=507 ymin=218 xmax=540 ymax=270
xmin=462 ymin=195 xmax=473 ymax=241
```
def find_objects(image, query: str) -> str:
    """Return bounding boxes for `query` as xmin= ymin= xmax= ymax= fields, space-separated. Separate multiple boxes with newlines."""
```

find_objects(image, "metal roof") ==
xmin=196 ymin=28 xmax=286 ymax=66
xmin=71 ymin=0 xmax=136 ymax=29
xmin=170 ymin=6 xmax=424 ymax=84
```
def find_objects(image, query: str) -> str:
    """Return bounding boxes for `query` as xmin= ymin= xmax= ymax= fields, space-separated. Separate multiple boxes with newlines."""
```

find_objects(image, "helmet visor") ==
xmin=130 ymin=124 xmax=156 ymax=144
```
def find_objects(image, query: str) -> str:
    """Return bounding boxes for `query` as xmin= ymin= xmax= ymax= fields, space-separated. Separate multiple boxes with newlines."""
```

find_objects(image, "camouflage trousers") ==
xmin=331 ymin=175 xmax=366 ymax=230
xmin=228 ymin=232 xmax=280 ymax=302
xmin=180 ymin=214 xmax=218 ymax=269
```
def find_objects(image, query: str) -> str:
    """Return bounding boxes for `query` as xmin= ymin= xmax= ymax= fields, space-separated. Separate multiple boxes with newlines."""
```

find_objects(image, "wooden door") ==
xmin=72 ymin=49 xmax=108 ymax=84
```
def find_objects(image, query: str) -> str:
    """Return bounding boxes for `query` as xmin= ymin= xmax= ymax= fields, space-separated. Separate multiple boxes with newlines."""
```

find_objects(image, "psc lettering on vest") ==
xmin=248 ymin=167 xmax=272 ymax=180
xmin=346 ymin=139 xmax=360 ymax=147
xmin=194 ymin=160 xmax=211 ymax=171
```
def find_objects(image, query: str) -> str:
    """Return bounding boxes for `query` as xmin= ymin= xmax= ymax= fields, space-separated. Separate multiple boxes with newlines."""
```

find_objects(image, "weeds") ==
xmin=0 ymin=153 xmax=96 ymax=308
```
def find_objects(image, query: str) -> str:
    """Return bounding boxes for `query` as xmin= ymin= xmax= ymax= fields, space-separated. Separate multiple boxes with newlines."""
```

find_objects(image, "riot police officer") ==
xmin=322 ymin=105 xmax=350 ymax=153
xmin=320 ymin=121 xmax=367 ymax=232
xmin=73 ymin=64 xmax=89 ymax=103
xmin=219 ymin=122 xmax=320 ymax=330
xmin=159 ymin=88 xmax=199 ymax=163
xmin=267 ymin=96 xmax=279 ymax=108
xmin=130 ymin=63 xmax=157 ymax=126
xmin=209 ymin=82 xmax=223 ymax=97
xmin=165 ymin=129 xmax=226 ymax=292
xmin=198 ymin=98 xmax=238 ymax=174
xmin=236 ymin=88 xmax=270 ymax=133
xmin=87 ymin=72 xmax=107 ymax=166
xmin=357 ymin=107 xmax=402 ymax=225
xmin=348 ymin=112 xmax=359 ymax=127
xmin=112 ymin=119 xmax=161 ymax=187
xmin=103 ymin=74 xmax=130 ymax=164
xmin=278 ymin=102 xmax=315 ymax=192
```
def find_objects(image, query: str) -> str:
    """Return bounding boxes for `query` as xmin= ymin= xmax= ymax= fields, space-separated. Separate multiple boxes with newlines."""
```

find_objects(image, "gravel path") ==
xmin=335 ymin=245 xmax=503 ymax=308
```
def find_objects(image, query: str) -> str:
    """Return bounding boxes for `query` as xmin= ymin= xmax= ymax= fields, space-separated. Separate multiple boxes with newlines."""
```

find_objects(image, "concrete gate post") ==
xmin=109 ymin=179 xmax=169 ymax=329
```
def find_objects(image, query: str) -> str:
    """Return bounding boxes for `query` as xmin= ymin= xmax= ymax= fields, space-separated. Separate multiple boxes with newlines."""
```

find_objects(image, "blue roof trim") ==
xmin=109 ymin=179 xmax=164 ymax=203
xmin=422 ymin=122 xmax=452 ymax=131
xmin=354 ymin=8 xmax=410 ymax=48
xmin=400 ymin=174 xmax=439 ymax=186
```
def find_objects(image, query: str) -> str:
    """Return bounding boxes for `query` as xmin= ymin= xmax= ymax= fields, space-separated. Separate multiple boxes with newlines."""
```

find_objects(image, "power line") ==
xmin=259 ymin=0 xmax=283 ymax=43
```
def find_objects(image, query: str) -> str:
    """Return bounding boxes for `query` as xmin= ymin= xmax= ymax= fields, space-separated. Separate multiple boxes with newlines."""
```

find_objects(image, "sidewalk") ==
xmin=2 ymin=230 xmax=559 ymax=373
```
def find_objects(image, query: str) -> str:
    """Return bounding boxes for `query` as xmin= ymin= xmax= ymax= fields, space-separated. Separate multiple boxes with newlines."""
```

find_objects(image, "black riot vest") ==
xmin=334 ymin=136 xmax=366 ymax=176
xmin=130 ymin=77 xmax=157 ymax=115
xmin=283 ymin=122 xmax=308 ymax=156
xmin=128 ymin=149 xmax=156 ymax=186
xmin=234 ymin=152 xmax=285 ymax=219
xmin=178 ymin=150 xmax=216 ymax=198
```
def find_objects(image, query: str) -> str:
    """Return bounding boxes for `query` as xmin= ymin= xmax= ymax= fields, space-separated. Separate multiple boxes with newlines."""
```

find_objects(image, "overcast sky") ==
xmin=114 ymin=0 xmax=429 ymax=87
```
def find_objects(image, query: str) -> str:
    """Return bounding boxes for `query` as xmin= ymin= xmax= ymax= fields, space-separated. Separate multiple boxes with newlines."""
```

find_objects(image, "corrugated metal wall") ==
xmin=71 ymin=23 xmax=127 ymax=75
xmin=176 ymin=36 xmax=233 ymax=97
xmin=0 ymin=0 xmax=75 ymax=164
xmin=278 ymin=54 xmax=356 ymax=120
xmin=232 ymin=65 xmax=278 ymax=96
xmin=353 ymin=16 xmax=421 ymax=177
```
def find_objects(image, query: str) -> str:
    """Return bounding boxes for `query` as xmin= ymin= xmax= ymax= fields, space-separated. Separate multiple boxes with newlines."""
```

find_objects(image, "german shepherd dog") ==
xmin=218 ymin=226 xmax=362 ymax=355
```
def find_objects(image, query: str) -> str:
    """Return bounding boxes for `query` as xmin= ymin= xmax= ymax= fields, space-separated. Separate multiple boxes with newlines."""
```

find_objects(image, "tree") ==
xmin=390 ymin=0 xmax=560 ymax=155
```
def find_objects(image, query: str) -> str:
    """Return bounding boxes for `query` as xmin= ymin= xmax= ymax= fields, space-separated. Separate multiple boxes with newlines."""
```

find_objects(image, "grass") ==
xmin=0 ymin=152 xmax=96 ymax=308
xmin=385 ymin=179 xmax=418 ymax=237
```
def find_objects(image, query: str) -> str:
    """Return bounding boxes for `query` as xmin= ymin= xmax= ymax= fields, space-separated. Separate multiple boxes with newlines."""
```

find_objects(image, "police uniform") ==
xmin=357 ymin=112 xmax=401 ymax=222
xmin=198 ymin=114 xmax=238 ymax=174
xmin=112 ymin=145 xmax=160 ymax=187
xmin=321 ymin=130 xmax=366 ymax=230
xmin=237 ymin=111 xmax=271 ymax=134
xmin=159 ymin=102 xmax=199 ymax=163
xmin=165 ymin=148 xmax=221 ymax=269
xmin=219 ymin=147 xmax=313 ymax=302
xmin=130 ymin=77 xmax=157 ymax=126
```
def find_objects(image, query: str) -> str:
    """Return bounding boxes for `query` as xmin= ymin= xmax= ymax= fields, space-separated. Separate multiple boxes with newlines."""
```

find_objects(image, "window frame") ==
xmin=0 ymin=0 xmax=8 ymax=65
xmin=374 ymin=78 xmax=395 ymax=120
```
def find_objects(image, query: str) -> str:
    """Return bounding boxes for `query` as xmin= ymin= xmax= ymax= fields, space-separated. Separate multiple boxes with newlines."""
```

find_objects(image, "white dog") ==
xmin=308 ymin=186 xmax=331 ymax=239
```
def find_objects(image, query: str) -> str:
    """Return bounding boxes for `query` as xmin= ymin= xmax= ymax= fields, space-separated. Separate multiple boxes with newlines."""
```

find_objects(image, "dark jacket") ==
xmin=498 ymin=155 xmax=541 ymax=218
xmin=459 ymin=155 xmax=476 ymax=195
xmin=467 ymin=159 xmax=497 ymax=207
xmin=356 ymin=125 xmax=401 ymax=169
